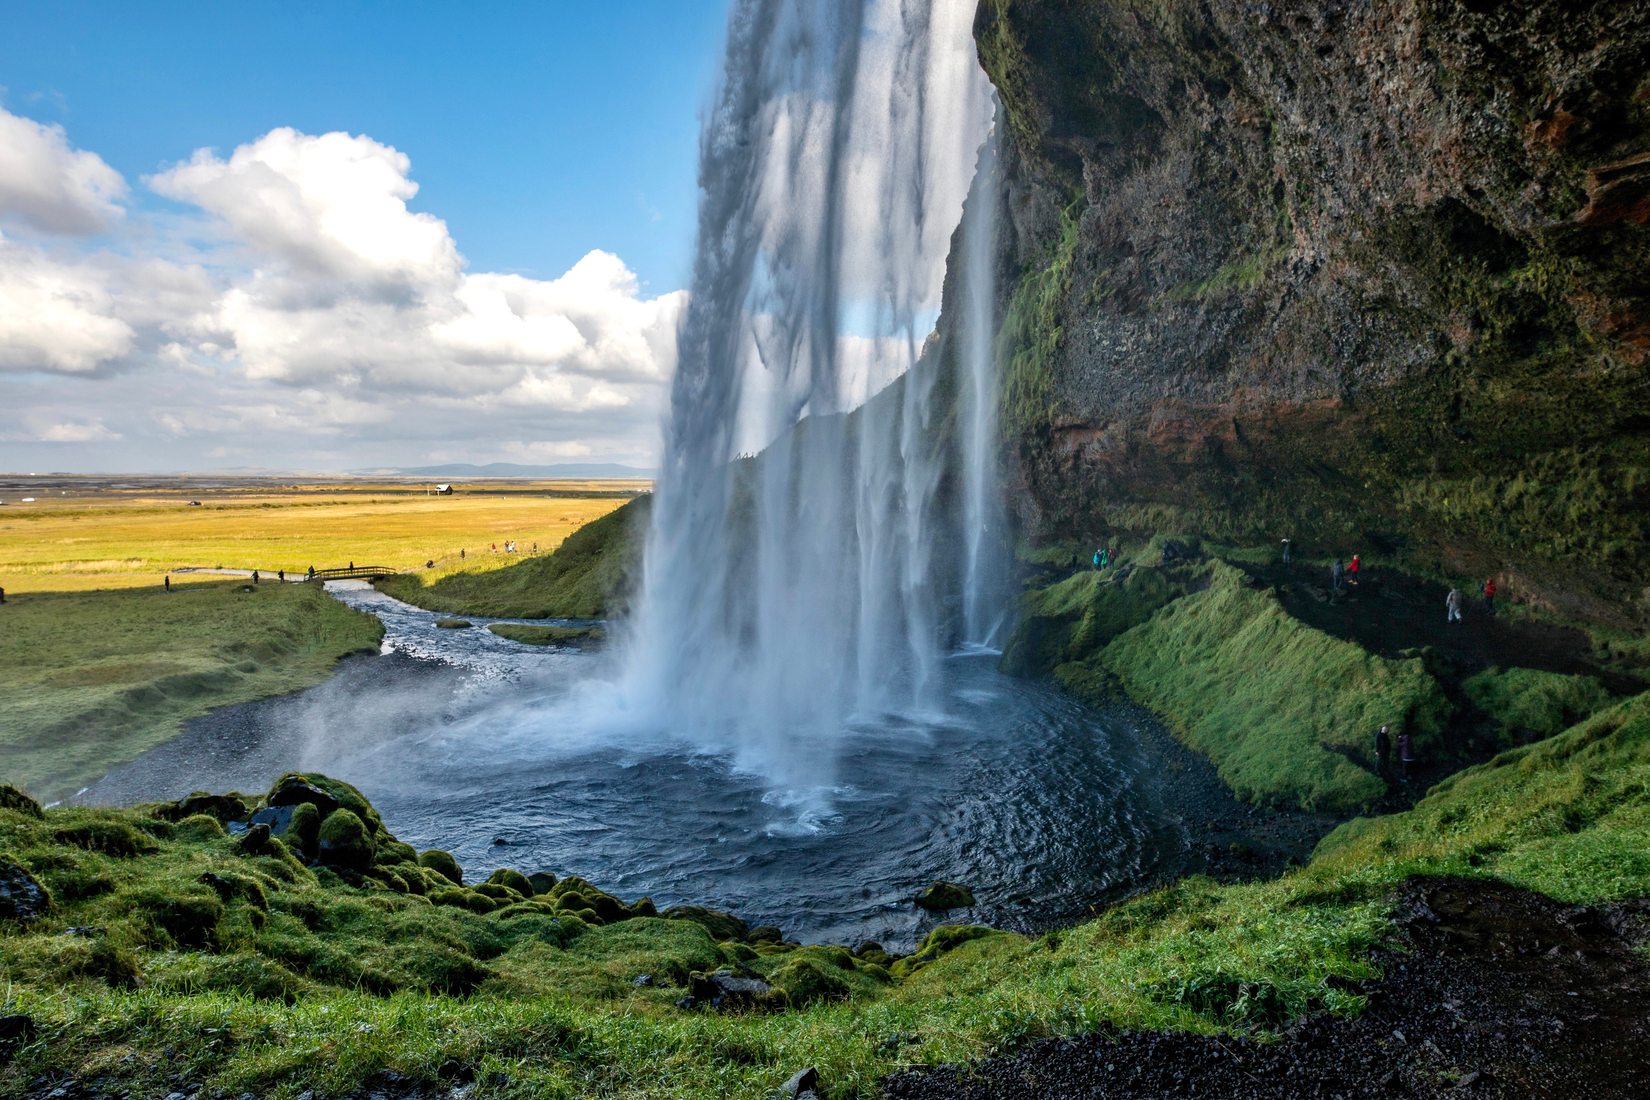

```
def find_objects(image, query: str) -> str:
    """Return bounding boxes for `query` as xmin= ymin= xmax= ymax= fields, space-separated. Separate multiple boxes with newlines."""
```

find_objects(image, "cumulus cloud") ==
xmin=0 ymin=414 xmax=120 ymax=443
xmin=0 ymin=106 xmax=127 ymax=235
xmin=0 ymin=112 xmax=685 ymax=469
xmin=0 ymin=238 xmax=135 ymax=373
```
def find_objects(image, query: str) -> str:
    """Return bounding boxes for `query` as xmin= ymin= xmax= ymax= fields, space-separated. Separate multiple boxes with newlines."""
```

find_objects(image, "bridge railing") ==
xmin=304 ymin=566 xmax=399 ymax=581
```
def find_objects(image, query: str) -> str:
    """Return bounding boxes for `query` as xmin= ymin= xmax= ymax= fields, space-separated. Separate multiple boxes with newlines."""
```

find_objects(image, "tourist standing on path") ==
xmin=1092 ymin=548 xmax=1101 ymax=571
xmin=1348 ymin=553 xmax=1361 ymax=586
xmin=252 ymin=569 xmax=260 ymax=584
xmin=1099 ymin=547 xmax=1110 ymax=569
xmin=1482 ymin=577 xmax=1497 ymax=615
xmin=1331 ymin=559 xmax=1344 ymax=592
xmin=1375 ymin=724 xmax=1392 ymax=778
xmin=1446 ymin=587 xmax=1463 ymax=624
xmin=278 ymin=569 xmax=285 ymax=583
xmin=163 ymin=576 xmax=170 ymax=593
xmin=1281 ymin=537 xmax=1292 ymax=565
xmin=1397 ymin=732 xmax=1414 ymax=783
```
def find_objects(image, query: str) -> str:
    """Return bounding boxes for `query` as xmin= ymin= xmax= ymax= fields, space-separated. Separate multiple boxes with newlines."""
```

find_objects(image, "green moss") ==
xmin=419 ymin=849 xmax=463 ymax=885
xmin=914 ymin=881 xmax=976 ymax=910
xmin=485 ymin=868 xmax=535 ymax=896
xmin=0 ymin=784 xmax=44 ymax=818
xmin=315 ymin=810 xmax=374 ymax=872
xmin=378 ymin=496 xmax=649 ymax=619
xmin=173 ymin=813 xmax=225 ymax=842
xmin=1101 ymin=563 xmax=1451 ymax=811
xmin=659 ymin=904 xmax=748 ymax=943
xmin=766 ymin=957 xmax=849 ymax=1008
xmin=997 ymin=200 xmax=1080 ymax=443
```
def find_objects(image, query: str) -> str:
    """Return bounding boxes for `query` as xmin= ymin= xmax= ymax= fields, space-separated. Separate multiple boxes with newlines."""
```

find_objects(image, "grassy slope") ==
xmin=1020 ymin=560 xmax=1451 ymax=812
xmin=3 ymin=691 xmax=1647 ymax=1099
xmin=0 ymin=583 xmax=382 ymax=800
xmin=377 ymin=496 xmax=649 ymax=619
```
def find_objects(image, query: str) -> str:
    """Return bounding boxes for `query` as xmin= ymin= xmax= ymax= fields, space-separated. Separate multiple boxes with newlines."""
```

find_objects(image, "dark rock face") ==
xmin=975 ymin=0 xmax=1650 ymax=625
xmin=683 ymin=967 xmax=776 ymax=1011
xmin=0 ymin=860 xmax=50 ymax=923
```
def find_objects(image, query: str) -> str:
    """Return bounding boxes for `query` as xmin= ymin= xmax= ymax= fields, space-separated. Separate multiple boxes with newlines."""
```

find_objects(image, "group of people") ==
xmin=1286 ymin=538 xmax=1500 ymax=623
xmin=1373 ymin=723 xmax=1416 ymax=784
xmin=1090 ymin=545 xmax=1114 ymax=570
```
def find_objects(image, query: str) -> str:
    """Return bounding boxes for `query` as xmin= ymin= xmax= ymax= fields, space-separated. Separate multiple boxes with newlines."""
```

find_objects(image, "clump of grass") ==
xmin=486 ymin=623 xmax=604 ymax=646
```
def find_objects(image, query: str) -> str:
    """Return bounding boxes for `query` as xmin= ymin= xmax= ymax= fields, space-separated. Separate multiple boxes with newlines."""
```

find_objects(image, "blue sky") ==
xmin=0 ymin=1 xmax=733 ymax=470
xmin=1 ymin=0 xmax=727 ymax=292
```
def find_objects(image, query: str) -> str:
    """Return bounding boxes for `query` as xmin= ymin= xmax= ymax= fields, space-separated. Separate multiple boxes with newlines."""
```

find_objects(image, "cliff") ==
xmin=976 ymin=0 xmax=1650 ymax=627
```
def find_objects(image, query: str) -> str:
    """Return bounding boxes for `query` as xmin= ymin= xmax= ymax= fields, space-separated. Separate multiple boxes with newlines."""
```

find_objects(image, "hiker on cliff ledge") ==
xmin=1374 ymin=724 xmax=1392 ymax=778
xmin=1348 ymin=553 xmax=1362 ymax=586
xmin=1482 ymin=577 xmax=1497 ymax=615
xmin=1281 ymin=537 xmax=1292 ymax=565
xmin=1331 ymin=559 xmax=1344 ymax=592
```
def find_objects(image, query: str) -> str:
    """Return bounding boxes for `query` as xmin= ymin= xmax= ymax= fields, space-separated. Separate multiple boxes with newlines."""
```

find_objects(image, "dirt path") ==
xmin=884 ymin=877 xmax=1650 ymax=1099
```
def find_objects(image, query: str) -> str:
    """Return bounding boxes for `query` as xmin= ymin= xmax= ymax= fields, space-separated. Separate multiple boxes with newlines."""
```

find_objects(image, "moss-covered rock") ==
xmin=527 ymin=871 xmax=558 ymax=895
xmin=0 ymin=784 xmax=45 ymax=818
xmin=914 ymin=881 xmax=976 ymax=910
xmin=661 ymin=904 xmax=748 ymax=942
xmin=418 ymin=849 xmax=463 ymax=885
xmin=315 ymin=809 xmax=374 ymax=872
xmin=173 ymin=813 xmax=226 ymax=842
xmin=282 ymin=801 xmax=321 ymax=859
xmin=768 ymin=957 xmax=850 ymax=1008
xmin=487 ymin=868 xmax=535 ymax=896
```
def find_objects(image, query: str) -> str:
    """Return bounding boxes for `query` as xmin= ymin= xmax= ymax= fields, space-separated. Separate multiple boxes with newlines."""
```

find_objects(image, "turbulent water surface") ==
xmin=86 ymin=583 xmax=1205 ymax=950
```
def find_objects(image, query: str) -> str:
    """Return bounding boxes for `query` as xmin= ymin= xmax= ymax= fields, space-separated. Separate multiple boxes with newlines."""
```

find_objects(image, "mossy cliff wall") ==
xmin=974 ymin=0 xmax=1650 ymax=626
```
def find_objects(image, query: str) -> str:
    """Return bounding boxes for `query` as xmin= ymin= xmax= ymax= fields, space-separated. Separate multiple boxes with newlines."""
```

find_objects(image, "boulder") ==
xmin=486 ymin=868 xmax=535 ymax=896
xmin=419 ymin=849 xmax=463 ymax=885
xmin=684 ymin=967 xmax=777 ymax=1010
xmin=778 ymin=1067 xmax=820 ymax=1099
xmin=527 ymin=872 xmax=558 ymax=896
xmin=914 ymin=881 xmax=976 ymax=910
xmin=662 ymin=904 xmax=749 ymax=942
xmin=435 ymin=619 xmax=472 ymax=629
xmin=236 ymin=822 xmax=272 ymax=855
xmin=0 ymin=860 xmax=50 ymax=923
xmin=0 ymin=1013 xmax=35 ymax=1049
xmin=0 ymin=784 xmax=43 ymax=819
xmin=315 ymin=809 xmax=375 ymax=872
xmin=157 ymin=792 xmax=247 ymax=824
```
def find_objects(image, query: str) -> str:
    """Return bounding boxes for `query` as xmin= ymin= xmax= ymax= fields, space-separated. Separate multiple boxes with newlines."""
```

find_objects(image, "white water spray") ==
xmin=618 ymin=0 xmax=1001 ymax=791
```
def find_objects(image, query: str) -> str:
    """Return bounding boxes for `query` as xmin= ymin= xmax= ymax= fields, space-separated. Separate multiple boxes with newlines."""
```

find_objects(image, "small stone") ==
xmin=0 ymin=1014 xmax=35 ymax=1046
xmin=633 ymin=974 xmax=654 ymax=987
xmin=779 ymin=1067 xmax=819 ymax=1097
xmin=914 ymin=881 xmax=975 ymax=910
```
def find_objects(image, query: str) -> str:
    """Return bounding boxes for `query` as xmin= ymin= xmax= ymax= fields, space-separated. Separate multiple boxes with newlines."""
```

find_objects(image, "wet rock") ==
xmin=914 ymin=881 xmax=976 ymax=910
xmin=748 ymin=925 xmax=784 ymax=944
xmin=633 ymin=974 xmax=654 ymax=987
xmin=684 ymin=967 xmax=776 ymax=1010
xmin=267 ymin=776 xmax=339 ymax=818
xmin=526 ymin=871 xmax=557 ymax=896
xmin=235 ymin=822 xmax=272 ymax=855
xmin=0 ymin=860 xmax=51 ymax=923
xmin=157 ymin=792 xmax=247 ymax=824
xmin=435 ymin=619 xmax=472 ymax=629
xmin=0 ymin=1013 xmax=36 ymax=1048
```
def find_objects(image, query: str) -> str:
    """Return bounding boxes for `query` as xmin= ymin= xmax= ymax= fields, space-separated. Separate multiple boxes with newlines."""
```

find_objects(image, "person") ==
xmin=460 ymin=548 xmax=466 ymax=559
xmin=251 ymin=569 xmax=260 ymax=584
xmin=1446 ymin=587 xmax=1463 ymax=624
xmin=277 ymin=569 xmax=285 ymax=583
xmin=1348 ymin=553 xmax=1361 ymax=586
xmin=1331 ymin=559 xmax=1344 ymax=592
xmin=1099 ymin=547 xmax=1111 ymax=569
xmin=1374 ymin=724 xmax=1392 ymax=777
xmin=1281 ymin=537 xmax=1292 ymax=565
xmin=1397 ymin=732 xmax=1414 ymax=783
xmin=426 ymin=559 xmax=434 ymax=569
xmin=1482 ymin=576 xmax=1496 ymax=614
xmin=349 ymin=561 xmax=354 ymax=571
xmin=306 ymin=565 xmax=315 ymax=579
xmin=163 ymin=576 xmax=170 ymax=593
xmin=531 ymin=542 xmax=538 ymax=554
xmin=1092 ymin=548 xmax=1101 ymax=571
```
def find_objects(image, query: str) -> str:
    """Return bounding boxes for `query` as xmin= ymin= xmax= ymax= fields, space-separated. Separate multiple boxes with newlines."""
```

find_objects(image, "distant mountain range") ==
xmin=385 ymin=462 xmax=654 ymax=479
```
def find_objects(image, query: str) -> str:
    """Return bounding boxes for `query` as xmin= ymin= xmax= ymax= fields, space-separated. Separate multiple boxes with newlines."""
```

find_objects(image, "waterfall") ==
xmin=618 ymin=0 xmax=998 ymax=794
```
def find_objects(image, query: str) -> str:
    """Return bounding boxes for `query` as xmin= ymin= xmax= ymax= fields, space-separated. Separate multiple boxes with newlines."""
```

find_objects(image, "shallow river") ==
xmin=85 ymin=582 xmax=1234 ymax=949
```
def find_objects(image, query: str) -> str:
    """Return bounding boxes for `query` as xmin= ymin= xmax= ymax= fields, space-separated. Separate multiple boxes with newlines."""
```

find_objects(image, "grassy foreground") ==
xmin=2 ymin=691 xmax=1647 ymax=1099
xmin=0 ymin=583 xmax=382 ymax=801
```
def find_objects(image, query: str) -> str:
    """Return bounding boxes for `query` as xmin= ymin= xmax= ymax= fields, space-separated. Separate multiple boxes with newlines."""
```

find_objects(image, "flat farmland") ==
xmin=0 ymin=476 xmax=644 ymax=593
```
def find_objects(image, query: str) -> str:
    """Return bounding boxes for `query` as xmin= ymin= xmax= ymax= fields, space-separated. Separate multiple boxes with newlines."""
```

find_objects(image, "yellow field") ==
xmin=0 ymin=479 xmax=643 ymax=594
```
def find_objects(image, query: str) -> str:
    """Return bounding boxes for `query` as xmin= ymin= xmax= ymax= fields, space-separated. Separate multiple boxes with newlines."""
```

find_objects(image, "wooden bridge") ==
xmin=304 ymin=565 xmax=399 ymax=582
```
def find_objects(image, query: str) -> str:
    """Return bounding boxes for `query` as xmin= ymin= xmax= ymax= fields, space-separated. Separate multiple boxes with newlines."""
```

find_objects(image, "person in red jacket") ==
xmin=1348 ymin=553 xmax=1361 ymax=586
xmin=1482 ymin=576 xmax=1497 ymax=614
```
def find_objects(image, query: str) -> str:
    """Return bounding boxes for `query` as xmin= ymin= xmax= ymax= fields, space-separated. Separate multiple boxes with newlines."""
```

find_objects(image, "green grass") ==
xmin=1098 ymin=563 xmax=1451 ymax=812
xmin=7 ymin=693 xmax=1649 ymax=1098
xmin=378 ymin=497 xmax=648 ymax=619
xmin=0 ymin=584 xmax=383 ymax=800
xmin=1463 ymin=666 xmax=1614 ymax=746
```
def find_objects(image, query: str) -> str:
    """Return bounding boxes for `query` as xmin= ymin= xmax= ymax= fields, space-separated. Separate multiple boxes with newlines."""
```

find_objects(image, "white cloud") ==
xmin=0 ymin=114 xmax=685 ymax=470
xmin=0 ymin=415 xmax=120 ymax=443
xmin=149 ymin=128 xmax=458 ymax=287
xmin=0 ymin=238 xmax=134 ymax=373
xmin=0 ymin=106 xmax=127 ymax=235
